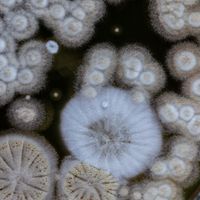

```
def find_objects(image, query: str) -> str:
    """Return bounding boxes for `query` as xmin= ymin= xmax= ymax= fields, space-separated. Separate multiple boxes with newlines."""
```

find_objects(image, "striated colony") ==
xmin=0 ymin=132 xmax=58 ymax=200
xmin=58 ymin=157 xmax=119 ymax=200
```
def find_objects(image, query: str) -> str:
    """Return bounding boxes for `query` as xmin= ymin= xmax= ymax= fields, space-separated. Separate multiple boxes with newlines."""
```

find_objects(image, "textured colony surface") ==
xmin=58 ymin=157 xmax=119 ymax=200
xmin=61 ymin=43 xmax=165 ymax=181
xmin=7 ymin=97 xmax=47 ymax=131
xmin=61 ymin=87 xmax=162 ymax=180
xmin=0 ymin=133 xmax=57 ymax=200
xmin=0 ymin=37 xmax=52 ymax=106
xmin=150 ymin=0 xmax=200 ymax=40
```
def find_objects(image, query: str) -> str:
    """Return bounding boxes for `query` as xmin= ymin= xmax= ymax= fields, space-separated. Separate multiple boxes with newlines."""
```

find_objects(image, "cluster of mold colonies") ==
xmin=60 ymin=43 xmax=166 ymax=183
xmin=0 ymin=0 xmax=118 ymax=47
xmin=151 ymin=38 xmax=200 ymax=198
xmin=0 ymin=132 xmax=58 ymax=200
xmin=150 ymin=0 xmax=200 ymax=40
xmin=80 ymin=44 xmax=166 ymax=102
xmin=0 ymin=34 xmax=53 ymax=105
xmin=130 ymin=179 xmax=183 ymax=200
xmin=151 ymin=136 xmax=198 ymax=187
xmin=57 ymin=157 xmax=119 ymax=200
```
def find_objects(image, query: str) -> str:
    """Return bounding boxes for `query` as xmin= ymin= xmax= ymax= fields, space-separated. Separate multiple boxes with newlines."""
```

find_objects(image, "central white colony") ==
xmin=61 ymin=87 xmax=162 ymax=180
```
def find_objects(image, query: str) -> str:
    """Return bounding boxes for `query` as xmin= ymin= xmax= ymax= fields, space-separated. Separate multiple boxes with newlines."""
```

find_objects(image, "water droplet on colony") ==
xmin=46 ymin=40 xmax=59 ymax=54
xmin=101 ymin=101 xmax=109 ymax=109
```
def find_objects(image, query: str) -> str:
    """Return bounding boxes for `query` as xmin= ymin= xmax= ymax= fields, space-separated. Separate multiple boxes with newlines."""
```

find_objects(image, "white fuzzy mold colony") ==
xmin=150 ymin=0 xmax=200 ymax=40
xmin=61 ymin=43 xmax=165 ymax=181
xmin=61 ymin=87 xmax=162 ymax=180
xmin=7 ymin=97 xmax=48 ymax=131
xmin=157 ymin=93 xmax=200 ymax=140
xmin=58 ymin=157 xmax=119 ymax=200
xmin=150 ymin=137 xmax=198 ymax=187
xmin=118 ymin=45 xmax=166 ymax=96
xmin=0 ymin=132 xmax=57 ymax=200
xmin=28 ymin=0 xmax=106 ymax=47
xmin=167 ymin=42 xmax=200 ymax=80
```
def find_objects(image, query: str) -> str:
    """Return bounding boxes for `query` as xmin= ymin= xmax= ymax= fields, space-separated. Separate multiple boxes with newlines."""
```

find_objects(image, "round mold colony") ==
xmin=166 ymin=42 xmax=200 ymax=80
xmin=4 ymin=9 xmax=38 ymax=41
xmin=105 ymin=0 xmax=125 ymax=5
xmin=7 ymin=98 xmax=47 ymax=131
xmin=149 ymin=0 xmax=200 ymax=40
xmin=60 ymin=86 xmax=162 ymax=181
xmin=0 ymin=132 xmax=58 ymax=200
xmin=57 ymin=157 xmax=119 ymax=200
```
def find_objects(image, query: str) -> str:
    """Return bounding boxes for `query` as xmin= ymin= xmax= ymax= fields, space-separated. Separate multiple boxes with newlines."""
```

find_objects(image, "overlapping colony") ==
xmin=60 ymin=39 xmax=200 ymax=199
xmin=60 ymin=43 xmax=165 ymax=183
xmin=6 ymin=97 xmax=52 ymax=131
xmin=150 ymin=0 xmax=200 ymax=40
xmin=0 ymin=132 xmax=57 ymax=200
xmin=1 ymin=0 xmax=200 ymax=199
xmin=0 ymin=0 xmax=120 ymax=48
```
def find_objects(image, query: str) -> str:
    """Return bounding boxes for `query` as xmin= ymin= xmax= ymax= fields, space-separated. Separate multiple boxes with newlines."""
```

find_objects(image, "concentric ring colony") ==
xmin=60 ymin=40 xmax=200 ymax=200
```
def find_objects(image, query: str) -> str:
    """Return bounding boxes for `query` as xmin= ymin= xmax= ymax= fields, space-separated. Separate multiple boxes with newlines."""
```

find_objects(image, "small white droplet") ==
xmin=101 ymin=101 xmax=109 ymax=109
xmin=46 ymin=40 xmax=59 ymax=54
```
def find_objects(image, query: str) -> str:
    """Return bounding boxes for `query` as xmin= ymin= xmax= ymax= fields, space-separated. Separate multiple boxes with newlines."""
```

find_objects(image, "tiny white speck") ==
xmin=101 ymin=101 xmax=109 ymax=109
xmin=46 ymin=40 xmax=59 ymax=54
